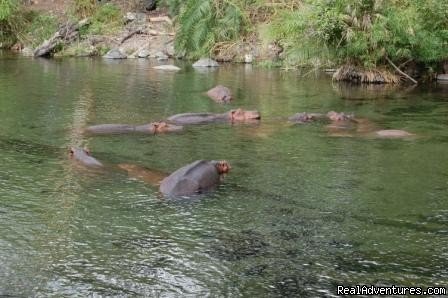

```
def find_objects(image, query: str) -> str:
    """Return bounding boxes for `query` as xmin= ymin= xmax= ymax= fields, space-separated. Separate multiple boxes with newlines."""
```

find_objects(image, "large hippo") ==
xmin=167 ymin=108 xmax=260 ymax=125
xmin=160 ymin=160 xmax=231 ymax=197
xmin=207 ymin=85 xmax=233 ymax=103
xmin=86 ymin=121 xmax=183 ymax=135
xmin=69 ymin=147 xmax=103 ymax=168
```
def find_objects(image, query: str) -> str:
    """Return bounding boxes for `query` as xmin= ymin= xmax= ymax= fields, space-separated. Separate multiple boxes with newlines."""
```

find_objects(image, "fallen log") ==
xmin=34 ymin=18 xmax=90 ymax=57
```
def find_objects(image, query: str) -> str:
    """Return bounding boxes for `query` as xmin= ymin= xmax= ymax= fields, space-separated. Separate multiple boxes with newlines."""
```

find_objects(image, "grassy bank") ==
xmin=1 ymin=0 xmax=447 ymax=83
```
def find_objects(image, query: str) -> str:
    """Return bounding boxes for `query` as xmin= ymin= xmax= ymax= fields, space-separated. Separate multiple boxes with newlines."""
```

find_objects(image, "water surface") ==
xmin=0 ymin=54 xmax=447 ymax=296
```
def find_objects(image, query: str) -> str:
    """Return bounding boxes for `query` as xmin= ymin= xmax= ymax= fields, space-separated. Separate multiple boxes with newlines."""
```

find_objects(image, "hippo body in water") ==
xmin=167 ymin=109 xmax=260 ymax=125
xmin=288 ymin=112 xmax=325 ymax=123
xmin=207 ymin=85 xmax=233 ymax=103
xmin=86 ymin=122 xmax=183 ymax=135
xmin=160 ymin=160 xmax=230 ymax=197
xmin=69 ymin=147 xmax=103 ymax=168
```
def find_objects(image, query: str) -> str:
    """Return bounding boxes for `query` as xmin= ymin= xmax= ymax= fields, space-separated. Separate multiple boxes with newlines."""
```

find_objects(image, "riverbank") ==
xmin=2 ymin=0 xmax=447 ymax=84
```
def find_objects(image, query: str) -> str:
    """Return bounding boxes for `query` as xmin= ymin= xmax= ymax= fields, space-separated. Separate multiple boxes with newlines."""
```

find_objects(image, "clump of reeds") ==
xmin=333 ymin=65 xmax=400 ymax=84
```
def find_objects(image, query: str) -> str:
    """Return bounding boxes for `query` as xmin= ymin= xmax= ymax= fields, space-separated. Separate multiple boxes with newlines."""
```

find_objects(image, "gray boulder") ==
xmin=21 ymin=47 xmax=34 ymax=57
xmin=138 ymin=49 xmax=150 ymax=58
xmin=155 ymin=51 xmax=168 ymax=61
xmin=437 ymin=74 xmax=448 ymax=81
xmin=193 ymin=58 xmax=219 ymax=67
xmin=104 ymin=48 xmax=127 ymax=59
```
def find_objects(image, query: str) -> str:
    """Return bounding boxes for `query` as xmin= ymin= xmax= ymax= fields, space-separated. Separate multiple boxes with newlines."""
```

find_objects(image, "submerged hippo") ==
xmin=326 ymin=111 xmax=355 ymax=121
xmin=86 ymin=121 xmax=183 ymax=135
xmin=167 ymin=108 xmax=260 ymax=125
xmin=288 ymin=112 xmax=324 ymax=123
xmin=207 ymin=85 xmax=233 ymax=103
xmin=375 ymin=129 xmax=414 ymax=138
xmin=160 ymin=160 xmax=231 ymax=197
xmin=69 ymin=147 xmax=103 ymax=168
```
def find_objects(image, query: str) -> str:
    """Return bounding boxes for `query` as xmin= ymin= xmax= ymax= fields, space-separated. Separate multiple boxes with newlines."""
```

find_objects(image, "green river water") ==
xmin=0 ymin=53 xmax=447 ymax=296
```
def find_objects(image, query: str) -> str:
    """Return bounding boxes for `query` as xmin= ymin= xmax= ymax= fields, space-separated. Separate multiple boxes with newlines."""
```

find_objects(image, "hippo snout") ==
xmin=247 ymin=110 xmax=261 ymax=120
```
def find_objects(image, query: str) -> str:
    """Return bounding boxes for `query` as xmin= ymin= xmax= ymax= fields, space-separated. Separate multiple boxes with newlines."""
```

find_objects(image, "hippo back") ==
xmin=167 ymin=113 xmax=225 ymax=125
xmin=160 ymin=160 xmax=220 ymax=196
xmin=86 ymin=124 xmax=135 ymax=134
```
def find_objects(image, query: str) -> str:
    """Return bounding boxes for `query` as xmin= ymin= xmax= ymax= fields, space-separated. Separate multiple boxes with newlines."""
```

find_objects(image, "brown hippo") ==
xmin=167 ymin=108 xmax=260 ymax=125
xmin=69 ymin=147 xmax=103 ymax=168
xmin=375 ymin=129 xmax=414 ymax=138
xmin=86 ymin=121 xmax=183 ymax=135
xmin=207 ymin=85 xmax=233 ymax=103
xmin=288 ymin=112 xmax=325 ymax=123
xmin=160 ymin=160 xmax=231 ymax=197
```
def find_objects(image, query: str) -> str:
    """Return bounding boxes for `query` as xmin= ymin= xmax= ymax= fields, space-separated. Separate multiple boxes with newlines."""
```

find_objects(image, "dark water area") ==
xmin=0 ymin=53 xmax=447 ymax=296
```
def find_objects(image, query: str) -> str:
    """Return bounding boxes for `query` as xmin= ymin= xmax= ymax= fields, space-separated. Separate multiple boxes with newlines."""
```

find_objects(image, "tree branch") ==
xmin=385 ymin=56 xmax=417 ymax=84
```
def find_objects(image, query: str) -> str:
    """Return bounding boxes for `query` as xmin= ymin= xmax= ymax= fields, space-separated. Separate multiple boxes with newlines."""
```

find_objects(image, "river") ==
xmin=0 ymin=53 xmax=447 ymax=296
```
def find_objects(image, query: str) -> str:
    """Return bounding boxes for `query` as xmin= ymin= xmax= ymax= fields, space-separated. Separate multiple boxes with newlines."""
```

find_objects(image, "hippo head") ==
xmin=327 ymin=111 xmax=354 ymax=121
xmin=213 ymin=160 xmax=231 ymax=174
xmin=151 ymin=121 xmax=183 ymax=133
xmin=229 ymin=109 xmax=261 ymax=122
xmin=151 ymin=121 xmax=168 ymax=133
xmin=289 ymin=112 xmax=318 ymax=123
xmin=69 ymin=147 xmax=90 ymax=158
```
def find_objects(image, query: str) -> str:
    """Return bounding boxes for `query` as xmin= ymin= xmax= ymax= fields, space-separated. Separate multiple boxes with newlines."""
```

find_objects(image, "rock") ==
xmin=124 ymin=12 xmax=146 ymax=24
xmin=165 ymin=43 xmax=175 ymax=57
xmin=137 ymin=49 xmax=150 ymax=58
xmin=104 ymin=48 xmax=127 ymax=59
xmin=206 ymin=85 xmax=233 ymax=103
xmin=375 ymin=130 xmax=414 ymax=138
xmin=244 ymin=54 xmax=254 ymax=64
xmin=155 ymin=51 xmax=168 ymax=60
xmin=153 ymin=65 xmax=180 ymax=71
xmin=437 ymin=74 xmax=448 ymax=81
xmin=192 ymin=58 xmax=219 ymax=67
xmin=21 ymin=47 xmax=34 ymax=57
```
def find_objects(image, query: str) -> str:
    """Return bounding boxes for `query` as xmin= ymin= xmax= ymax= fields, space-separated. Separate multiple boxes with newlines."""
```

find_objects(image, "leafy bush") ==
xmin=83 ymin=3 xmax=123 ymax=35
xmin=0 ymin=0 xmax=22 ymax=46
xmin=269 ymin=0 xmax=448 ymax=69
xmin=72 ymin=0 xmax=96 ymax=19
xmin=23 ymin=13 xmax=58 ymax=48
xmin=173 ymin=0 xmax=250 ymax=58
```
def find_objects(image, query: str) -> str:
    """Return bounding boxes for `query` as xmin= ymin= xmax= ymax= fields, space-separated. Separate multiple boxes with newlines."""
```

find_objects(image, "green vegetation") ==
xmin=269 ymin=0 xmax=448 ymax=74
xmin=23 ymin=12 xmax=58 ymax=48
xmin=84 ymin=3 xmax=122 ymax=35
xmin=72 ymin=0 xmax=96 ymax=19
xmin=163 ymin=0 xmax=447 ymax=81
xmin=0 ymin=0 xmax=22 ymax=46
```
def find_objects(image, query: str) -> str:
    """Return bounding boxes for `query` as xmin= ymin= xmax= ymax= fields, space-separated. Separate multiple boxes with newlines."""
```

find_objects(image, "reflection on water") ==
xmin=0 ymin=55 xmax=447 ymax=296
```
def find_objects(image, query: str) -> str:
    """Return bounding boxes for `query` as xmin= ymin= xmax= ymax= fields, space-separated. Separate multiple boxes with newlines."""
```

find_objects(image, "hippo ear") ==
xmin=68 ymin=148 xmax=74 ymax=156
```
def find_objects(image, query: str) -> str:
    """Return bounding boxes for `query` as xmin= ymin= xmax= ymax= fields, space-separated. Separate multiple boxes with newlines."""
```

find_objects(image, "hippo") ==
xmin=375 ymin=129 xmax=414 ymax=138
xmin=85 ymin=121 xmax=183 ymax=135
xmin=160 ymin=160 xmax=231 ymax=197
xmin=207 ymin=85 xmax=233 ymax=103
xmin=288 ymin=112 xmax=324 ymax=123
xmin=326 ymin=111 xmax=355 ymax=121
xmin=69 ymin=147 xmax=103 ymax=168
xmin=167 ymin=108 xmax=260 ymax=125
